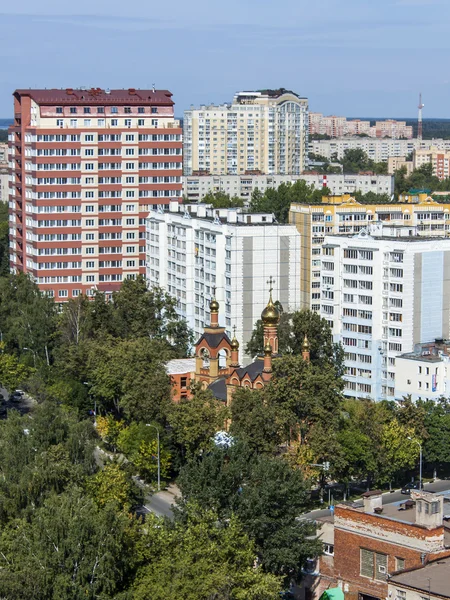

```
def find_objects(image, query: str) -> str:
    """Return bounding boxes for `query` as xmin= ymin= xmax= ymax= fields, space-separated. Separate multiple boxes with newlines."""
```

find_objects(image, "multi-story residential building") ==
xmin=345 ymin=119 xmax=372 ymax=136
xmin=183 ymin=89 xmax=308 ymax=176
xmin=309 ymin=113 xmax=346 ymax=137
xmin=395 ymin=340 xmax=450 ymax=401
xmin=301 ymin=490 xmax=450 ymax=600
xmin=183 ymin=173 xmax=394 ymax=203
xmin=8 ymin=88 xmax=182 ymax=298
xmin=289 ymin=193 xmax=450 ymax=311
xmin=414 ymin=146 xmax=450 ymax=180
xmin=0 ymin=142 xmax=7 ymax=203
xmin=374 ymin=120 xmax=413 ymax=139
xmin=146 ymin=201 xmax=301 ymax=357
xmin=309 ymin=116 xmax=413 ymax=139
xmin=310 ymin=137 xmax=450 ymax=163
xmin=319 ymin=225 xmax=450 ymax=400
xmin=387 ymin=156 xmax=414 ymax=176
xmin=0 ymin=142 xmax=8 ymax=164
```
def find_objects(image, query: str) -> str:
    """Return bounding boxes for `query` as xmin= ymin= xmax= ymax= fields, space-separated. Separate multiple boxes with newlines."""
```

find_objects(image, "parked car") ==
xmin=10 ymin=390 xmax=24 ymax=402
xmin=401 ymin=481 xmax=423 ymax=494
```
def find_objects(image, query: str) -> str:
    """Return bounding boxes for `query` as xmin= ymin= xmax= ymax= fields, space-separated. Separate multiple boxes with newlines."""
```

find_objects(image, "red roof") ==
xmin=14 ymin=88 xmax=174 ymax=106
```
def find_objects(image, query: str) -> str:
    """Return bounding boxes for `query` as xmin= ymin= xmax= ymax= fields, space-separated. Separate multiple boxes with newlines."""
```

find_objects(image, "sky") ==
xmin=0 ymin=0 xmax=449 ymax=118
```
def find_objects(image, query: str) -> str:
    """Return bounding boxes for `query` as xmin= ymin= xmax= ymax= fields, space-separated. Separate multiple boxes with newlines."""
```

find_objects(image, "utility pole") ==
xmin=418 ymin=93 xmax=424 ymax=141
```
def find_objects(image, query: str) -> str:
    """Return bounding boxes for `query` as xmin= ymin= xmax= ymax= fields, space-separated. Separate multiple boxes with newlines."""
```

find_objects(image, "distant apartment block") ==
xmin=310 ymin=137 xmax=450 ymax=163
xmin=387 ymin=156 xmax=414 ymax=176
xmin=414 ymin=146 xmax=450 ymax=180
xmin=146 ymin=202 xmax=301 ymax=357
xmin=289 ymin=192 xmax=450 ymax=312
xmin=0 ymin=142 xmax=8 ymax=164
xmin=8 ymin=88 xmax=182 ymax=298
xmin=320 ymin=225 xmax=450 ymax=401
xmin=183 ymin=89 xmax=308 ymax=176
xmin=183 ymin=173 xmax=394 ymax=203
xmin=309 ymin=114 xmax=413 ymax=139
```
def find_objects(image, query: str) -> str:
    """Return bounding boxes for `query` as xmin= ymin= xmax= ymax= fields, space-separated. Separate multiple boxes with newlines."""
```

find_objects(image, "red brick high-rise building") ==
xmin=9 ymin=88 xmax=182 ymax=299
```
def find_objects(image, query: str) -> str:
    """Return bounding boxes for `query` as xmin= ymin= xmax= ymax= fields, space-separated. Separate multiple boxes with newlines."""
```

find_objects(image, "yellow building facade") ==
xmin=289 ymin=193 xmax=450 ymax=309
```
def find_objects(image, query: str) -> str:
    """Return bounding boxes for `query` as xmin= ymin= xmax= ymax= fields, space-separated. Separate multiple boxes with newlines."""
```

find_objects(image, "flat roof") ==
xmin=390 ymin=556 xmax=450 ymax=597
xmin=166 ymin=358 xmax=196 ymax=375
xmin=14 ymin=88 xmax=174 ymax=106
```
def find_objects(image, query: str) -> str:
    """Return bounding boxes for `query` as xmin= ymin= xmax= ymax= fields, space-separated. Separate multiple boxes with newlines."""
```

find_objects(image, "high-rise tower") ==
xmin=418 ymin=93 xmax=424 ymax=140
xmin=8 ymin=88 xmax=182 ymax=299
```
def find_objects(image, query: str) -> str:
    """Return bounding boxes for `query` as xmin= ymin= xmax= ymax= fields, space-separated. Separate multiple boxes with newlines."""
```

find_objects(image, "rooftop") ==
xmin=390 ymin=556 xmax=450 ymax=597
xmin=14 ymin=88 xmax=174 ymax=106
xmin=166 ymin=358 xmax=196 ymax=375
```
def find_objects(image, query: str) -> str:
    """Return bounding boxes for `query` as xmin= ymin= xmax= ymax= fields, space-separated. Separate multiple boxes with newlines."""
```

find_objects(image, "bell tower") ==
xmin=261 ymin=277 xmax=280 ymax=355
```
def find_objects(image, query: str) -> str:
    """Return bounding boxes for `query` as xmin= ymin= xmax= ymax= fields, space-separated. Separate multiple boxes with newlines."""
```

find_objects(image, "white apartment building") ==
xmin=183 ymin=173 xmax=394 ymax=203
xmin=395 ymin=341 xmax=450 ymax=401
xmin=414 ymin=146 xmax=450 ymax=181
xmin=183 ymin=89 xmax=308 ymax=176
xmin=146 ymin=202 xmax=301 ymax=357
xmin=310 ymin=137 xmax=450 ymax=163
xmin=320 ymin=225 xmax=450 ymax=401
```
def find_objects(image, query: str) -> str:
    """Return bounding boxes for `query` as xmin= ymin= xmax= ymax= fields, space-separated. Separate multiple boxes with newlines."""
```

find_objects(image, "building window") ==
xmin=111 ymin=119 xmax=118 ymax=126
xmin=323 ymin=543 xmax=334 ymax=556
xmin=396 ymin=557 xmax=405 ymax=571
xmin=151 ymin=107 xmax=158 ymax=114
xmin=84 ymin=107 xmax=91 ymax=114
xmin=84 ymin=119 xmax=91 ymax=127
xmin=138 ymin=107 xmax=145 ymax=114
xmin=56 ymin=119 xmax=64 ymax=127
xmin=126 ymin=260 xmax=135 ymax=267
xmin=395 ymin=591 xmax=406 ymax=600
xmin=97 ymin=106 xmax=105 ymax=113
xmin=360 ymin=549 xmax=387 ymax=580
xmin=138 ymin=119 xmax=145 ymax=126
xmin=85 ymin=134 xmax=94 ymax=142
xmin=70 ymin=107 xmax=77 ymax=114
xmin=111 ymin=107 xmax=118 ymax=114
xmin=86 ymin=261 xmax=95 ymax=268
xmin=72 ymin=290 xmax=80 ymax=297
xmin=56 ymin=107 xmax=63 ymax=114
xmin=58 ymin=290 xmax=68 ymax=298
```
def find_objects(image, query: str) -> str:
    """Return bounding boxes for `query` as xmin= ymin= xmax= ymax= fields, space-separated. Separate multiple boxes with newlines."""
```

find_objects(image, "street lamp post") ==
xmin=408 ymin=436 xmax=423 ymax=490
xmin=146 ymin=424 xmax=160 ymax=492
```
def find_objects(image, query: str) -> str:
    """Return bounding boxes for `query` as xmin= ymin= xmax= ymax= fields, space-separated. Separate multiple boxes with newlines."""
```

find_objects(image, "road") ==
xmin=0 ymin=386 xmax=36 ymax=418
xmin=301 ymin=479 xmax=450 ymax=521
xmin=143 ymin=483 xmax=180 ymax=518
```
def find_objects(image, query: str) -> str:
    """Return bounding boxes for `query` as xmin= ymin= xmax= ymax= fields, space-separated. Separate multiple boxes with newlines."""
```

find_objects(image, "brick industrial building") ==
xmin=8 ymin=88 xmax=182 ymax=298
xmin=301 ymin=490 xmax=450 ymax=600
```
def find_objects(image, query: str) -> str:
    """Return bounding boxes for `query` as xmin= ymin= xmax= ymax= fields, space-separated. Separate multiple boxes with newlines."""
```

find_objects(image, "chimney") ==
xmin=362 ymin=490 xmax=383 ymax=514
xmin=412 ymin=491 xmax=444 ymax=529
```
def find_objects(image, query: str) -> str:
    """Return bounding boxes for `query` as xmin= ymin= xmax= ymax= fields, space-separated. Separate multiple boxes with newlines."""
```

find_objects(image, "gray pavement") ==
xmin=144 ymin=484 xmax=180 ymax=518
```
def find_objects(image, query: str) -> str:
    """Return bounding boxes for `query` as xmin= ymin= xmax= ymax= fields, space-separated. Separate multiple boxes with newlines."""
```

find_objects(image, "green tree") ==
xmin=117 ymin=422 xmax=171 ymax=483
xmin=202 ymin=190 xmax=245 ymax=208
xmin=230 ymin=387 xmax=289 ymax=453
xmin=167 ymin=386 xmax=229 ymax=460
xmin=246 ymin=309 xmax=344 ymax=376
xmin=111 ymin=277 xmax=193 ymax=355
xmin=87 ymin=461 xmax=140 ymax=509
xmin=0 ymin=486 xmax=140 ymax=599
xmin=86 ymin=336 xmax=172 ymax=421
xmin=177 ymin=443 xmax=320 ymax=582
xmin=379 ymin=419 xmax=419 ymax=484
xmin=133 ymin=505 xmax=281 ymax=600
xmin=0 ymin=273 xmax=57 ymax=365
xmin=0 ymin=349 xmax=34 ymax=392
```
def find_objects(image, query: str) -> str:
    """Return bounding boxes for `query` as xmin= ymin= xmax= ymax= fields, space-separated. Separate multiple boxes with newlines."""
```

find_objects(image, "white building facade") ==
xmin=395 ymin=341 xmax=450 ymax=401
xmin=146 ymin=202 xmax=301 ymax=357
xmin=320 ymin=227 xmax=450 ymax=401
xmin=183 ymin=173 xmax=394 ymax=203
xmin=310 ymin=137 xmax=450 ymax=163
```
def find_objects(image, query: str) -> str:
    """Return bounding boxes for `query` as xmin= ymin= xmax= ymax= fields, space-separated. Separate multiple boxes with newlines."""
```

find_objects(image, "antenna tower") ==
xmin=418 ymin=93 xmax=424 ymax=140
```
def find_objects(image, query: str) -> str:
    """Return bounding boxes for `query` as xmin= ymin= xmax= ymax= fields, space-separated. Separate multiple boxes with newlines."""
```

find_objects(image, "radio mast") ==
xmin=418 ymin=93 xmax=424 ymax=140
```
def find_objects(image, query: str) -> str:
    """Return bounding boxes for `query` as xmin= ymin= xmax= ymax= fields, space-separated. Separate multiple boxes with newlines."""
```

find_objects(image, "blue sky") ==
xmin=0 ymin=0 xmax=449 ymax=118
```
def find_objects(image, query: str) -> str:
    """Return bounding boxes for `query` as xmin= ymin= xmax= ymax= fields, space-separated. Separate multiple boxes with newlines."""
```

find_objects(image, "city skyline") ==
xmin=1 ymin=0 xmax=450 ymax=117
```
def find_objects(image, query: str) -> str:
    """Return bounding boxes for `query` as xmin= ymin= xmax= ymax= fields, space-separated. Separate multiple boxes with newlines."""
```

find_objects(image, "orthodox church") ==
xmin=186 ymin=287 xmax=310 ymax=404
